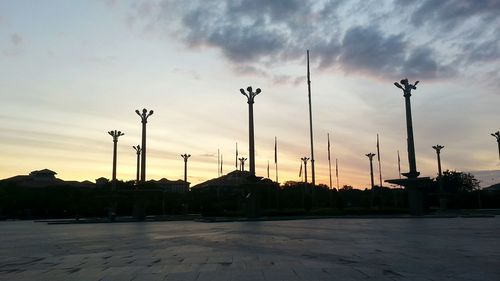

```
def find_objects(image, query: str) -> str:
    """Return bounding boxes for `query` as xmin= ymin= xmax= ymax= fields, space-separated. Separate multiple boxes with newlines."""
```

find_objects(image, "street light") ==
xmin=492 ymin=131 xmax=500 ymax=160
xmin=366 ymin=153 xmax=376 ymax=189
xmin=301 ymin=157 xmax=310 ymax=183
xmin=394 ymin=78 xmax=420 ymax=178
xmin=181 ymin=154 xmax=191 ymax=183
xmin=238 ymin=157 xmax=247 ymax=171
xmin=432 ymin=145 xmax=445 ymax=178
xmin=132 ymin=145 xmax=141 ymax=185
xmin=135 ymin=108 xmax=153 ymax=182
xmin=240 ymin=86 xmax=261 ymax=176
xmin=108 ymin=130 xmax=124 ymax=190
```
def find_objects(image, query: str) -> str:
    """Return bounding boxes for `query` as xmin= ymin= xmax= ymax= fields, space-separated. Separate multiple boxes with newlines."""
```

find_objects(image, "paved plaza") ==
xmin=0 ymin=217 xmax=499 ymax=281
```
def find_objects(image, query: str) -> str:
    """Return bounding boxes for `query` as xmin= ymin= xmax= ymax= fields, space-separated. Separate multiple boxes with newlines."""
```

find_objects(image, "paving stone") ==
xmin=0 ymin=218 xmax=498 ymax=281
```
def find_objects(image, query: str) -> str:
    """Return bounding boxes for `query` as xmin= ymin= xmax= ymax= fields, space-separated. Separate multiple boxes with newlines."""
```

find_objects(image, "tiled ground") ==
xmin=0 ymin=217 xmax=499 ymax=281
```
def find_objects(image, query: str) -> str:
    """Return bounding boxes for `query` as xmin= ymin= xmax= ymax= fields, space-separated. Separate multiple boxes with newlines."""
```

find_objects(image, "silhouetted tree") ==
xmin=440 ymin=170 xmax=480 ymax=193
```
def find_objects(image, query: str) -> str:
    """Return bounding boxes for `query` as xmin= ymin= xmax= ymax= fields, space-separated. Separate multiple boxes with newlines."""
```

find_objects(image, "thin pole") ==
xmin=181 ymin=154 xmax=190 ymax=183
xmin=335 ymin=158 xmax=339 ymax=189
xmin=394 ymin=79 xmax=419 ymax=178
xmin=240 ymin=87 xmax=261 ymax=176
xmin=217 ymin=149 xmax=220 ymax=177
xmin=366 ymin=153 xmax=376 ymax=189
xmin=133 ymin=145 xmax=141 ymax=184
xmin=307 ymin=50 xmax=316 ymax=186
xmin=301 ymin=157 xmax=309 ymax=183
xmin=136 ymin=109 xmax=153 ymax=182
xmin=377 ymin=134 xmax=383 ymax=187
xmin=397 ymin=150 xmax=401 ymax=179
xmin=108 ymin=130 xmax=124 ymax=190
xmin=275 ymin=136 xmax=278 ymax=183
xmin=248 ymin=100 xmax=255 ymax=175
xmin=235 ymin=142 xmax=238 ymax=169
xmin=328 ymin=133 xmax=332 ymax=189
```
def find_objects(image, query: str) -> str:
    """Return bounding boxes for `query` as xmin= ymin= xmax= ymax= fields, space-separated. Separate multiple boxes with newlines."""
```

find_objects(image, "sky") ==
xmin=1 ymin=0 xmax=499 ymax=188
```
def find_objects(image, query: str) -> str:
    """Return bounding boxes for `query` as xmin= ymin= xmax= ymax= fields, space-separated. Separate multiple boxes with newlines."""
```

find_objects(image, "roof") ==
xmin=29 ymin=169 xmax=57 ymax=176
xmin=192 ymin=170 xmax=263 ymax=189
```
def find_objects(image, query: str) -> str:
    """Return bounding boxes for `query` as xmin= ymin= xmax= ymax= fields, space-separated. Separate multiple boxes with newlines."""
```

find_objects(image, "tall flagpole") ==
xmin=336 ymin=158 xmax=339 ymax=189
xmin=220 ymin=154 xmax=223 ymax=175
xmin=274 ymin=136 xmax=278 ymax=183
xmin=328 ymin=133 xmax=332 ymax=189
xmin=235 ymin=142 xmax=238 ymax=170
xmin=217 ymin=149 xmax=220 ymax=177
xmin=299 ymin=161 xmax=303 ymax=181
xmin=307 ymin=50 xmax=316 ymax=186
xmin=377 ymin=134 xmax=383 ymax=187
xmin=397 ymin=150 xmax=401 ymax=179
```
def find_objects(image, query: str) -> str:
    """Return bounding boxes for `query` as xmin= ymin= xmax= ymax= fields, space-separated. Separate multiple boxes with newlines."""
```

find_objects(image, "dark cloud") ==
xmin=10 ymin=33 xmax=23 ymax=46
xmin=338 ymin=26 xmax=406 ymax=75
xmin=398 ymin=0 xmax=500 ymax=30
xmin=125 ymin=0 xmax=497 ymax=82
xmin=463 ymin=39 xmax=500 ymax=64
xmin=402 ymin=47 xmax=454 ymax=79
xmin=2 ymin=33 xmax=24 ymax=57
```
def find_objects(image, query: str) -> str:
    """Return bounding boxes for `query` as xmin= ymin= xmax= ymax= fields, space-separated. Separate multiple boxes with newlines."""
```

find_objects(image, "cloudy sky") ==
xmin=1 ymin=0 xmax=499 ymax=188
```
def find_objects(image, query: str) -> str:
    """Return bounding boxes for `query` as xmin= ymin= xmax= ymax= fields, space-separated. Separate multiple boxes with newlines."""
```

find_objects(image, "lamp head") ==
xmin=256 ymin=88 xmax=261 ymax=94
xmin=247 ymin=86 xmax=252 ymax=92
xmin=394 ymin=82 xmax=402 ymax=89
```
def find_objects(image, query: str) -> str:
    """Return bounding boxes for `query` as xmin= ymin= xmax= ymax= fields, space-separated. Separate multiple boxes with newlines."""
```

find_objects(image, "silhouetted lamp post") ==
xmin=239 ymin=157 xmax=247 ymax=171
xmin=432 ymin=145 xmax=444 ymax=178
xmin=492 ymin=131 xmax=500 ymax=160
xmin=133 ymin=145 xmax=141 ymax=185
xmin=181 ymin=154 xmax=191 ymax=183
xmin=135 ymin=108 xmax=154 ymax=182
xmin=366 ymin=153 xmax=376 ymax=189
xmin=240 ymin=86 xmax=261 ymax=176
xmin=394 ymin=78 xmax=420 ymax=178
xmin=108 ymin=130 xmax=124 ymax=190
xmin=301 ymin=157 xmax=310 ymax=183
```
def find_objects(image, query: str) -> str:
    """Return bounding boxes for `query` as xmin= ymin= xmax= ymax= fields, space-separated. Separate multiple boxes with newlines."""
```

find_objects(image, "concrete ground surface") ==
xmin=0 ymin=217 xmax=499 ymax=281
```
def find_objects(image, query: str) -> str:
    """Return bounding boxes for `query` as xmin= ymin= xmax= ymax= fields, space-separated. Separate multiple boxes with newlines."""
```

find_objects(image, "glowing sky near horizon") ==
xmin=1 ymin=0 xmax=499 ymax=188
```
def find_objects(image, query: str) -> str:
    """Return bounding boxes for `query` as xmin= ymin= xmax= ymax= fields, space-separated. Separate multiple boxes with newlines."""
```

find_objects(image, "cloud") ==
xmin=124 ymin=0 xmax=497 ymax=82
xmin=338 ymin=26 xmax=406 ymax=76
xmin=399 ymin=0 xmax=500 ymax=30
xmin=10 ymin=34 xmax=23 ymax=46
xmin=2 ymin=33 xmax=24 ymax=57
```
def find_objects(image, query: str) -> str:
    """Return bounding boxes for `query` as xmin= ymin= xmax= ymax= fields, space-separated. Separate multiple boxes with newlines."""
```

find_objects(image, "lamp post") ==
xmin=394 ymin=78 xmax=420 ymax=178
xmin=492 ymin=131 xmax=500 ymax=160
xmin=132 ymin=145 xmax=141 ymax=185
xmin=301 ymin=157 xmax=310 ymax=183
xmin=108 ymin=130 xmax=124 ymax=190
xmin=239 ymin=157 xmax=247 ymax=171
xmin=181 ymin=154 xmax=191 ymax=183
xmin=239 ymin=86 xmax=261 ymax=176
xmin=366 ymin=153 xmax=376 ymax=189
xmin=432 ymin=145 xmax=444 ymax=178
xmin=135 ymin=108 xmax=154 ymax=182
